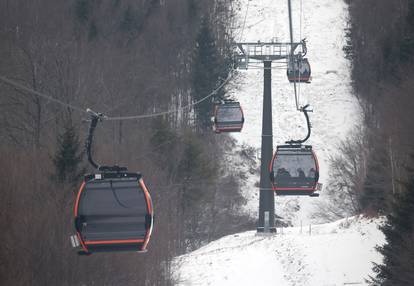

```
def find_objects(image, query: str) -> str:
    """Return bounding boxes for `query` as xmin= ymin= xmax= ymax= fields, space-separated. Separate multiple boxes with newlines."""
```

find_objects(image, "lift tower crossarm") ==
xmin=235 ymin=42 xmax=303 ymax=63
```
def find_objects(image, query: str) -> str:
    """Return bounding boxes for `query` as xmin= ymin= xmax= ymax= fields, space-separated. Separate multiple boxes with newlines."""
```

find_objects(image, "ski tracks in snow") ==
xmin=275 ymin=235 xmax=312 ymax=286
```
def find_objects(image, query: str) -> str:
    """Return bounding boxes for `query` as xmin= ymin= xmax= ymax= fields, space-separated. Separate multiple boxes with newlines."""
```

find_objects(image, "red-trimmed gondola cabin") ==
xmin=213 ymin=102 xmax=244 ymax=133
xmin=287 ymin=58 xmax=311 ymax=83
xmin=269 ymin=145 xmax=319 ymax=196
xmin=73 ymin=172 xmax=153 ymax=254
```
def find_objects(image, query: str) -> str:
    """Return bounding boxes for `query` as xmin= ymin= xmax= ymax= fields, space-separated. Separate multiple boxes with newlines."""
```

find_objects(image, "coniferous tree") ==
xmin=360 ymin=144 xmax=393 ymax=214
xmin=52 ymin=124 xmax=85 ymax=186
xmin=177 ymin=131 xmax=216 ymax=211
xmin=369 ymin=176 xmax=414 ymax=286
xmin=192 ymin=18 xmax=228 ymax=130
xmin=150 ymin=117 xmax=179 ymax=174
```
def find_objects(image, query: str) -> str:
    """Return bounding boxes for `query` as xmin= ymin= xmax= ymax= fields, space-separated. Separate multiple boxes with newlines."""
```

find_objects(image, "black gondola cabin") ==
xmin=270 ymin=145 xmax=319 ymax=196
xmin=73 ymin=171 xmax=153 ymax=254
xmin=213 ymin=102 xmax=244 ymax=133
xmin=287 ymin=58 xmax=311 ymax=83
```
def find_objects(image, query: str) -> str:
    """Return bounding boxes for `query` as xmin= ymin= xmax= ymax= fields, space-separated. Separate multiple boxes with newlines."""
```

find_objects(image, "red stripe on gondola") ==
xmin=272 ymin=187 xmax=315 ymax=191
xmin=74 ymin=181 xmax=85 ymax=217
xmin=77 ymin=231 xmax=88 ymax=252
xmin=85 ymin=239 xmax=144 ymax=245
xmin=288 ymin=78 xmax=310 ymax=82
xmin=140 ymin=179 xmax=152 ymax=214
xmin=216 ymin=125 xmax=243 ymax=131
xmin=139 ymin=178 xmax=153 ymax=250
xmin=74 ymin=182 xmax=88 ymax=252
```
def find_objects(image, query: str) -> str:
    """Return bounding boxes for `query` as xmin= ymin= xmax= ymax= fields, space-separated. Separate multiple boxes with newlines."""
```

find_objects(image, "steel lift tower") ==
xmin=234 ymin=40 xmax=305 ymax=233
xmin=234 ymin=0 xmax=306 ymax=233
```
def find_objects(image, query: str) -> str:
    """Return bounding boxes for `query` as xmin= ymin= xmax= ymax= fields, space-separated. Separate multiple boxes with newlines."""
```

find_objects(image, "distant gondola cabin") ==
xmin=287 ymin=58 xmax=311 ymax=83
xmin=73 ymin=172 xmax=153 ymax=254
xmin=270 ymin=145 xmax=319 ymax=196
xmin=213 ymin=102 xmax=244 ymax=133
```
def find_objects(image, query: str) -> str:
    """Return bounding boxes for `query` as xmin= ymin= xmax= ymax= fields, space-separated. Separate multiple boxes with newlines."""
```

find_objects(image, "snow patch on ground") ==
xmin=174 ymin=216 xmax=385 ymax=286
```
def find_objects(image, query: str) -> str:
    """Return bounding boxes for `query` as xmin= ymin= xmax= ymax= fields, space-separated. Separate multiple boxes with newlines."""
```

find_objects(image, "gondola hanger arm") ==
xmin=286 ymin=104 xmax=312 ymax=145
xmin=85 ymin=108 xmax=107 ymax=170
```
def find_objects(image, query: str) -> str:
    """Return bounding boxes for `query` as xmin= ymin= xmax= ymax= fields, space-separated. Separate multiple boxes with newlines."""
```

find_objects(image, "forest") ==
xmin=0 ymin=0 xmax=253 ymax=285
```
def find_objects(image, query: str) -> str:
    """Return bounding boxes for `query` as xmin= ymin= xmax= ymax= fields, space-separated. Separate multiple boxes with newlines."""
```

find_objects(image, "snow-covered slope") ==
xmin=227 ymin=0 xmax=361 ymax=224
xmin=173 ymin=1 xmax=381 ymax=285
xmin=174 ymin=216 xmax=385 ymax=286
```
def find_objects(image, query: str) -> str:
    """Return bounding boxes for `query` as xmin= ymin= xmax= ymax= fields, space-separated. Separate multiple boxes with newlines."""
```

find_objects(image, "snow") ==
xmin=227 ymin=0 xmax=362 ymax=225
xmin=173 ymin=1 xmax=382 ymax=285
xmin=174 ymin=216 xmax=385 ymax=286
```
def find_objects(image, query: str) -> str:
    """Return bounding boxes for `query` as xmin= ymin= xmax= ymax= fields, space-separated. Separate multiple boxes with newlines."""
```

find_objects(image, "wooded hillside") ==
xmin=0 ymin=1 xmax=254 ymax=285
xmin=344 ymin=0 xmax=414 ymax=284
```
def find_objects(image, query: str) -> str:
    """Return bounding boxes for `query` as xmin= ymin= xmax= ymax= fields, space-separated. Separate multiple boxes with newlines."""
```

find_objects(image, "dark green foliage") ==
xmin=88 ymin=21 xmax=98 ymax=40
xmin=369 ymin=176 xmax=414 ymax=286
xmin=112 ymin=0 xmax=120 ymax=8
xmin=74 ymin=0 xmax=91 ymax=24
xmin=398 ymin=2 xmax=414 ymax=63
xmin=120 ymin=6 xmax=144 ymax=35
xmin=407 ymin=0 xmax=414 ymax=32
xmin=52 ymin=124 xmax=84 ymax=186
xmin=399 ymin=36 xmax=414 ymax=63
xmin=187 ymin=0 xmax=198 ymax=19
xmin=177 ymin=131 xmax=216 ymax=211
xmin=192 ymin=19 xmax=228 ymax=130
xmin=150 ymin=118 xmax=178 ymax=173
xmin=360 ymin=145 xmax=392 ymax=214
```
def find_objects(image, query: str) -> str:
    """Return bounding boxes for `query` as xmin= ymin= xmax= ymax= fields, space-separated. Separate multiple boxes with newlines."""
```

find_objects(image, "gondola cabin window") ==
xmin=216 ymin=106 xmax=243 ymax=123
xmin=272 ymin=151 xmax=316 ymax=188
xmin=270 ymin=145 xmax=319 ymax=196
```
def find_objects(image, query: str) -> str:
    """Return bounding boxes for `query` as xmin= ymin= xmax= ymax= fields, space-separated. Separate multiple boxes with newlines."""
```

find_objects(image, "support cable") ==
xmin=0 ymin=70 xmax=234 ymax=122
xmin=287 ymin=0 xmax=300 ymax=111
xmin=0 ymin=75 xmax=87 ymax=114
xmin=105 ymin=70 xmax=234 ymax=121
xmin=297 ymin=0 xmax=304 ymax=106
xmin=238 ymin=0 xmax=250 ymax=42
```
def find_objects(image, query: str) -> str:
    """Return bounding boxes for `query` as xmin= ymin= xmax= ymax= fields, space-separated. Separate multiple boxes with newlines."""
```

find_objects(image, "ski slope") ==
xmin=173 ymin=1 xmax=382 ymax=285
xmin=174 ymin=216 xmax=385 ymax=286
xmin=227 ymin=0 xmax=361 ymax=224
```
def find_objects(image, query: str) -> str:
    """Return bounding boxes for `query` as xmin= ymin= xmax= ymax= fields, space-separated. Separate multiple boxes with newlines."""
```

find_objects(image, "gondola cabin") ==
xmin=72 ymin=171 xmax=153 ymax=254
xmin=287 ymin=58 xmax=311 ymax=83
xmin=269 ymin=145 xmax=319 ymax=196
xmin=213 ymin=102 xmax=244 ymax=133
